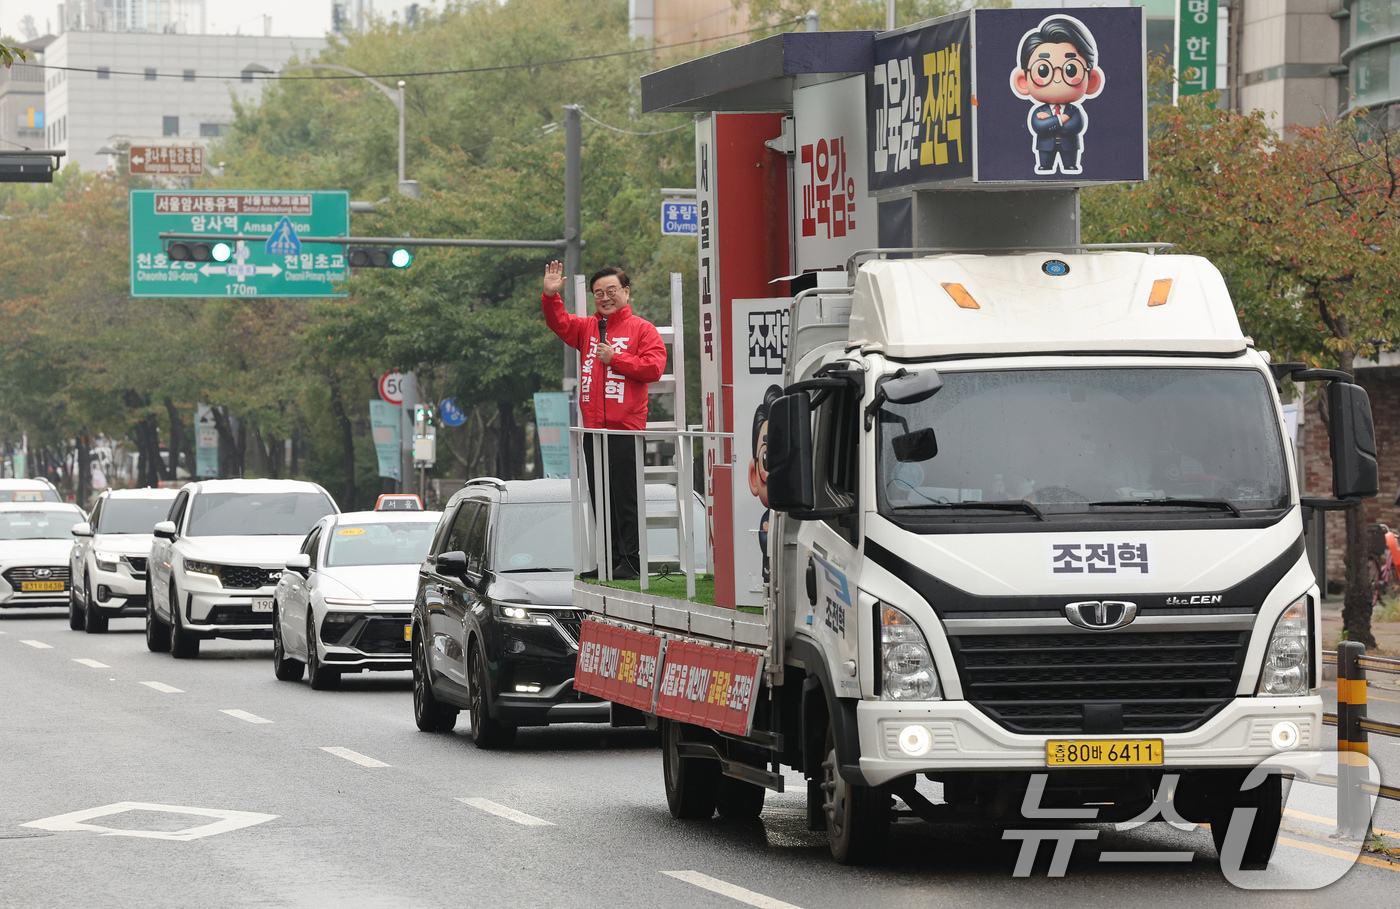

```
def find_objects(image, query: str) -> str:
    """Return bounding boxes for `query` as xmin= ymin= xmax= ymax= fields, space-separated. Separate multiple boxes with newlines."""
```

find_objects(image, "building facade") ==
xmin=0 ymin=38 xmax=53 ymax=152
xmin=43 ymin=30 xmax=325 ymax=173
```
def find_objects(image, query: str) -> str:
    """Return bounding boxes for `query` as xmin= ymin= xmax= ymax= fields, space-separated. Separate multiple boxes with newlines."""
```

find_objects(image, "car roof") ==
xmin=328 ymin=510 xmax=443 ymax=526
xmin=442 ymin=477 xmax=687 ymax=509
xmin=0 ymin=478 xmax=56 ymax=489
xmin=0 ymin=502 xmax=84 ymax=514
xmin=101 ymin=487 xmax=180 ymax=500
xmin=184 ymin=478 xmax=335 ymax=498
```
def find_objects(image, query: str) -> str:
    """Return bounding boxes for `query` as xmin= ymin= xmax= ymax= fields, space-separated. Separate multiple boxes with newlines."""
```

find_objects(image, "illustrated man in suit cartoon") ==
xmin=1009 ymin=15 xmax=1105 ymax=175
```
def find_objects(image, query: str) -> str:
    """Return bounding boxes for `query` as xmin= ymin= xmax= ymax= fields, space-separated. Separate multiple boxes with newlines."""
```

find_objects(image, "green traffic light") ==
xmin=391 ymin=248 xmax=412 ymax=268
xmin=211 ymin=242 xmax=233 ymax=262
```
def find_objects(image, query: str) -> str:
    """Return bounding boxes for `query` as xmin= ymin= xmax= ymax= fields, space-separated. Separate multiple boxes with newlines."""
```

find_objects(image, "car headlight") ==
xmin=94 ymin=551 xmax=119 ymax=572
xmin=881 ymin=604 xmax=941 ymax=700
xmin=323 ymin=597 xmax=374 ymax=606
xmin=1258 ymin=595 xmax=1310 ymax=697
xmin=497 ymin=604 xmax=551 ymax=626
xmin=183 ymin=559 xmax=222 ymax=585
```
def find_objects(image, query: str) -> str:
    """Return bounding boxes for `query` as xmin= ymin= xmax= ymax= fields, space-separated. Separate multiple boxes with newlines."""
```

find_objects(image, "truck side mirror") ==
xmin=884 ymin=369 xmax=942 ymax=405
xmin=892 ymin=428 xmax=938 ymax=462
xmin=1328 ymin=381 xmax=1378 ymax=500
xmin=766 ymin=392 xmax=815 ymax=513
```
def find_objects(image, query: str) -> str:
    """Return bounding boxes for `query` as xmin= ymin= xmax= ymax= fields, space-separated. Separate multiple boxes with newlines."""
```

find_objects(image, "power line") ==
xmin=577 ymin=109 xmax=689 ymax=137
xmin=25 ymin=17 xmax=804 ymax=83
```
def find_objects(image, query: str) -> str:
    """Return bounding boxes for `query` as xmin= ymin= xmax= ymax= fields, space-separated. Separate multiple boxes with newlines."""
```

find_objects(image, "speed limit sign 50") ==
xmin=379 ymin=371 xmax=406 ymax=405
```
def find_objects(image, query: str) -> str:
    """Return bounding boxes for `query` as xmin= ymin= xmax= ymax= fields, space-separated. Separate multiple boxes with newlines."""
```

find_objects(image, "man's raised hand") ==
xmin=543 ymin=260 xmax=565 ymax=296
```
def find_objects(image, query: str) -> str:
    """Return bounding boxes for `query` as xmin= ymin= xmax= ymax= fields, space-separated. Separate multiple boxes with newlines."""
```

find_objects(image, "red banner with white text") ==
xmin=654 ymin=640 xmax=763 ymax=736
xmin=574 ymin=620 xmax=664 ymax=713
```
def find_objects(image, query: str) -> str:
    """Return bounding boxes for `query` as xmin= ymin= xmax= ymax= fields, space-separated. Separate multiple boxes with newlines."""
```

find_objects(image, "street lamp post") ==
xmin=280 ymin=64 xmax=419 ymax=198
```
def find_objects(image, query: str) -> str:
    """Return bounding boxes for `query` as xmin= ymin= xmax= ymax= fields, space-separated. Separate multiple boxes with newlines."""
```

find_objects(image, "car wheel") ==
xmin=1211 ymin=772 xmax=1283 ymax=871
xmin=307 ymin=613 xmax=339 ymax=690
xmin=662 ymin=718 xmax=720 ymax=819
xmin=83 ymin=575 xmax=108 ymax=634
xmin=145 ymin=595 xmax=170 ymax=653
xmin=468 ymin=644 xmax=515 ymax=749
xmin=822 ymin=718 xmax=889 ymax=864
xmin=67 ymin=584 xmax=85 ymax=631
xmin=271 ymin=603 xmax=304 ymax=682
xmin=168 ymin=583 xmax=200 ymax=659
xmin=412 ymin=628 xmax=458 ymax=732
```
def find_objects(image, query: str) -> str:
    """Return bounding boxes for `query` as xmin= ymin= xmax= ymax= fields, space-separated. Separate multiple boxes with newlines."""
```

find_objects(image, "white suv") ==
xmin=68 ymin=487 xmax=179 ymax=633
xmin=146 ymin=478 xmax=339 ymax=659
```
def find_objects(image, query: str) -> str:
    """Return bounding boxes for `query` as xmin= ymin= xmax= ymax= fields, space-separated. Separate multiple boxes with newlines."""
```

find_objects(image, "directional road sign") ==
xmin=129 ymin=190 xmax=350 ymax=298
xmin=438 ymin=398 xmax=467 ymax=427
xmin=661 ymin=199 xmax=698 ymax=236
xmin=129 ymin=146 xmax=204 ymax=176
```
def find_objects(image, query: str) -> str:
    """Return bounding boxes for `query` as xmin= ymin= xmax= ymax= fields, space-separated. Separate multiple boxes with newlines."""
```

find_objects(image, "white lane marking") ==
xmin=20 ymin=640 xmax=52 ymax=649
xmin=320 ymin=746 xmax=389 ymax=768
xmin=661 ymin=871 xmax=803 ymax=909
xmin=456 ymin=797 xmax=554 ymax=827
xmin=73 ymin=658 xmax=110 ymax=669
xmin=221 ymin=709 xmax=272 ymax=724
xmin=23 ymin=802 xmax=277 ymax=841
xmin=140 ymin=681 xmax=183 ymax=693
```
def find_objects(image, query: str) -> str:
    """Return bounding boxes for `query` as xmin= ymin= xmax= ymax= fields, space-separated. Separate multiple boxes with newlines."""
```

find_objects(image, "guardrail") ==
xmin=1321 ymin=643 xmax=1400 ymax=838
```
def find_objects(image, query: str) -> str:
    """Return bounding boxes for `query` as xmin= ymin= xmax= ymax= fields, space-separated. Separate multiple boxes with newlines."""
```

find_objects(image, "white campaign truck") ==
xmin=573 ymin=248 xmax=1378 ymax=867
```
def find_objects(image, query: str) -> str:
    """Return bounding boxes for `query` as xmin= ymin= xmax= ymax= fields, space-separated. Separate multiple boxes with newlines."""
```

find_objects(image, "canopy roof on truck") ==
xmin=848 ymin=252 xmax=1248 ymax=360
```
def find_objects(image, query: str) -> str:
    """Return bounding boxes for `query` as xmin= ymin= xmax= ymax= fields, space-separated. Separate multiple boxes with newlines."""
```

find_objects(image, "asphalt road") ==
xmin=3 ymin=608 xmax=1399 ymax=909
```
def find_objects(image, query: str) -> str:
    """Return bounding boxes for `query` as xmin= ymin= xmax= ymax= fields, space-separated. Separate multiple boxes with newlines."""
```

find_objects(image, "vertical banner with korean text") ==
xmin=369 ymin=401 xmax=401 ymax=482
xmin=533 ymin=392 xmax=571 ymax=478
xmin=195 ymin=404 xmax=218 ymax=478
xmin=1175 ymin=0 xmax=1217 ymax=99
xmin=794 ymin=76 xmax=879 ymax=272
xmin=694 ymin=114 xmax=726 ymax=605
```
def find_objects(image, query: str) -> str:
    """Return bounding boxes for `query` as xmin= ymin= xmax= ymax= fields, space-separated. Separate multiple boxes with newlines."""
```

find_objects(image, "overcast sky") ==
xmin=3 ymin=2 xmax=445 ymax=41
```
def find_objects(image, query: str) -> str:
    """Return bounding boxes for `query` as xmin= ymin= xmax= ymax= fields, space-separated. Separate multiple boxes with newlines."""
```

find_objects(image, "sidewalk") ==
xmin=1321 ymin=598 xmax=1400 ymax=683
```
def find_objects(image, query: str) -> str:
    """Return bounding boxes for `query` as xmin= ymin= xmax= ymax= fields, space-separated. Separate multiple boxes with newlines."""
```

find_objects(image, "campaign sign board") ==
xmin=533 ymin=392 xmax=572 ymax=479
xmin=129 ymin=145 xmax=204 ymax=176
xmin=794 ymin=75 xmax=879 ymax=272
xmin=369 ymin=401 xmax=402 ymax=482
xmin=574 ymin=620 xmax=665 ymax=713
xmin=654 ymin=640 xmax=763 ymax=736
xmin=661 ymin=199 xmax=698 ymax=236
xmin=129 ymin=190 xmax=349 ymax=298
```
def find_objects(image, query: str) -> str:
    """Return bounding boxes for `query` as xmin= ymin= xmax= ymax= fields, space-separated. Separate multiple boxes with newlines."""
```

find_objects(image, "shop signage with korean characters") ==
xmin=869 ymin=8 xmax=1146 ymax=189
xmin=654 ymin=640 xmax=763 ymax=736
xmin=129 ymin=145 xmax=204 ymax=176
xmin=129 ymin=190 xmax=349 ymax=298
xmin=1047 ymin=540 xmax=1153 ymax=578
xmin=1175 ymin=0 xmax=1217 ymax=98
xmin=574 ymin=620 xmax=665 ymax=713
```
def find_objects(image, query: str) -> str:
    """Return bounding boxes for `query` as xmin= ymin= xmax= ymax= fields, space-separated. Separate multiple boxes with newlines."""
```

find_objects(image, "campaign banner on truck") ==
xmin=573 ymin=620 xmax=664 ymax=713
xmin=795 ymin=75 xmax=879 ymax=272
xmin=654 ymin=640 xmax=763 ymax=736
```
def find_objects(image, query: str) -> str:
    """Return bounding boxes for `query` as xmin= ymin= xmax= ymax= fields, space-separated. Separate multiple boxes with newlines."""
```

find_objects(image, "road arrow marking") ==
xmin=20 ymin=640 xmax=52 ymax=649
xmin=73 ymin=658 xmax=109 ymax=669
xmin=140 ymin=681 xmax=183 ymax=693
xmin=320 ymin=746 xmax=389 ymax=768
xmin=221 ymin=709 xmax=272 ymax=724
xmin=456 ymin=798 xmax=553 ymax=827
xmin=661 ymin=871 xmax=802 ymax=909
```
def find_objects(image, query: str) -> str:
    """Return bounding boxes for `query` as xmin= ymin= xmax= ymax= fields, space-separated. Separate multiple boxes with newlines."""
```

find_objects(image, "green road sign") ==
xmin=129 ymin=189 xmax=350 ymax=298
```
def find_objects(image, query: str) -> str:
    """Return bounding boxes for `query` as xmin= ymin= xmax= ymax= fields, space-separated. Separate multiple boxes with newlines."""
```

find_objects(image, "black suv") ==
xmin=410 ymin=478 xmax=607 ymax=747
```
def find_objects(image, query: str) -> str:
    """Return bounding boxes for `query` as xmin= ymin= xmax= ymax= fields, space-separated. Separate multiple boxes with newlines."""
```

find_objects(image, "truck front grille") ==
xmin=948 ymin=630 xmax=1250 ymax=734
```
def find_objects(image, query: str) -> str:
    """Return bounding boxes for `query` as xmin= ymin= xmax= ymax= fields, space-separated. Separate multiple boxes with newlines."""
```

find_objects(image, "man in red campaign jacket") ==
xmin=542 ymin=260 xmax=666 ymax=579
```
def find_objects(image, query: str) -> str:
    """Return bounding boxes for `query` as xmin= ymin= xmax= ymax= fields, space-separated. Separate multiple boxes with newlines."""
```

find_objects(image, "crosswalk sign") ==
xmin=266 ymin=216 xmax=302 ymax=257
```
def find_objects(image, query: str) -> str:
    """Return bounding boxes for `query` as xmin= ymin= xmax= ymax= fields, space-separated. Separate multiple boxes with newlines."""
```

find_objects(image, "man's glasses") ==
xmin=1028 ymin=60 xmax=1087 ymax=88
xmin=592 ymin=286 xmax=628 ymax=299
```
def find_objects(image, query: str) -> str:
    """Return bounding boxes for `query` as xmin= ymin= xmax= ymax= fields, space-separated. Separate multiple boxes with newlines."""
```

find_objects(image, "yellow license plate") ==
xmin=404 ymin=624 xmax=412 ymax=642
xmin=21 ymin=581 xmax=66 ymax=592
xmin=1046 ymin=739 xmax=1163 ymax=767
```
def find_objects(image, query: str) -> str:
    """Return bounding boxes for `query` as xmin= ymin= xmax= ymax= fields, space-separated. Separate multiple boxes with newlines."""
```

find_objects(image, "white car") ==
xmin=0 ymin=478 xmax=62 ymax=504
xmin=146 ymin=478 xmax=339 ymax=659
xmin=272 ymin=510 xmax=440 ymax=689
xmin=67 ymin=487 xmax=179 ymax=633
xmin=0 ymin=503 xmax=87 ymax=611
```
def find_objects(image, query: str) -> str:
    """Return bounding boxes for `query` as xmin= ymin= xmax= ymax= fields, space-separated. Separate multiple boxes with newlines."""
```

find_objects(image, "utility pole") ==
xmin=563 ymin=104 xmax=582 ymax=395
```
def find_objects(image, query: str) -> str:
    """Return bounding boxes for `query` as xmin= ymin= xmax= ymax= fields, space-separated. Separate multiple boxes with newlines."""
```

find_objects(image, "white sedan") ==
xmin=272 ymin=509 xmax=440 ymax=690
xmin=0 ymin=503 xmax=87 ymax=611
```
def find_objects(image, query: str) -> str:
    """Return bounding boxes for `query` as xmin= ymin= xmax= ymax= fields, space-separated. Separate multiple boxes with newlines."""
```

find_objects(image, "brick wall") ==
xmin=1302 ymin=372 xmax=1400 ymax=586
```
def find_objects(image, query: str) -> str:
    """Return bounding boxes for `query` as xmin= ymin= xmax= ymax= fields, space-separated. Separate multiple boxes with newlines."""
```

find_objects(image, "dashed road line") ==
xmin=20 ymin=640 xmax=52 ymax=649
xmin=140 ymin=681 xmax=183 ymax=693
xmin=72 ymin=658 xmax=109 ymax=669
xmin=320 ymin=747 xmax=389 ymax=768
xmin=662 ymin=871 xmax=802 ymax=909
xmin=221 ymin=709 xmax=272 ymax=724
xmin=456 ymin=797 xmax=554 ymax=826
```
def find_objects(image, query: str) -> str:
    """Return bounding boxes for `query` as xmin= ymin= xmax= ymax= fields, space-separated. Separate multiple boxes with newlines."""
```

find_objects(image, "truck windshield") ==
xmin=879 ymin=368 xmax=1289 ymax=520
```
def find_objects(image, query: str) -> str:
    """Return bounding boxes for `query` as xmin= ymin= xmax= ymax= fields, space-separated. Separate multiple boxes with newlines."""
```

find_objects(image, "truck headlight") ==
xmin=881 ymin=604 xmax=940 ymax=700
xmin=1258 ymin=596 xmax=1309 ymax=697
xmin=94 ymin=552 xmax=119 ymax=572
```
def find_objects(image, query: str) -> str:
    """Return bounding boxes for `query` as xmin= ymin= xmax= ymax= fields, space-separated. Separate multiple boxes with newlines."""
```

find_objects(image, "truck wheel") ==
xmin=1210 ymin=772 xmax=1283 ymax=871
xmin=822 ymin=722 xmax=889 ymax=864
xmin=169 ymin=584 xmax=200 ymax=659
xmin=716 ymin=776 xmax=766 ymax=820
xmin=412 ymin=631 xmax=458 ymax=732
xmin=83 ymin=577 xmax=108 ymax=634
xmin=145 ymin=598 xmax=170 ymax=653
xmin=468 ymin=645 xmax=515 ymax=749
xmin=662 ymin=719 xmax=719 ymax=819
xmin=271 ymin=605 xmax=304 ymax=682
xmin=307 ymin=614 xmax=339 ymax=690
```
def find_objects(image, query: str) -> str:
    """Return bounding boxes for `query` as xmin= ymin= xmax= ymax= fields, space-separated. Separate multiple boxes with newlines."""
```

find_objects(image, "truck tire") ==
xmin=307 ymin=614 xmax=339 ymax=690
xmin=1210 ymin=772 xmax=1283 ymax=871
xmin=468 ymin=645 xmax=516 ymax=749
xmin=411 ymin=631 xmax=458 ymax=732
xmin=168 ymin=584 xmax=200 ymax=659
xmin=662 ymin=719 xmax=720 ymax=819
xmin=145 ymin=598 xmax=170 ymax=653
xmin=823 ymin=722 xmax=889 ymax=864
xmin=271 ymin=604 xmax=304 ymax=682
xmin=716 ymin=776 xmax=766 ymax=820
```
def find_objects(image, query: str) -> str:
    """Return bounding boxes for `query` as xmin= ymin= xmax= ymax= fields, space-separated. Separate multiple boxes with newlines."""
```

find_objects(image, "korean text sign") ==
xmin=1175 ymin=0 xmax=1217 ymax=98
xmin=574 ymin=620 xmax=665 ymax=713
xmin=654 ymin=640 xmax=763 ymax=736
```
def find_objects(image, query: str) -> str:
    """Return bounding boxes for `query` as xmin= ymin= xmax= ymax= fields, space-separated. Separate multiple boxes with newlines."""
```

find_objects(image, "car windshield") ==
xmin=879 ymin=368 xmax=1290 ymax=521
xmin=98 ymin=498 xmax=174 ymax=534
xmin=324 ymin=522 xmax=436 ymax=567
xmin=0 ymin=511 xmax=82 ymax=540
xmin=185 ymin=492 xmax=335 ymax=537
xmin=495 ymin=504 xmax=574 ymax=571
